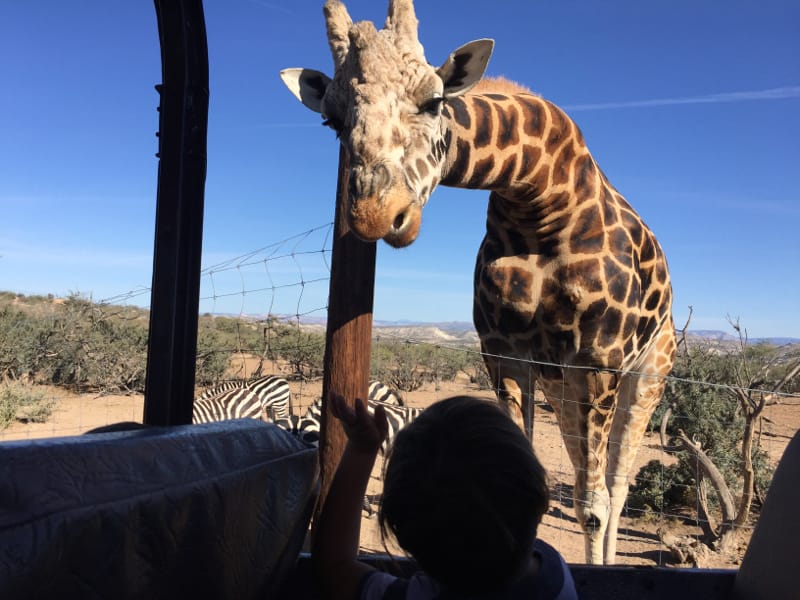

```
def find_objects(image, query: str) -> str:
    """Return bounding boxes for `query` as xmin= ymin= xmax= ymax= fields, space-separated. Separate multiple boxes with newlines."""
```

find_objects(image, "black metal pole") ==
xmin=144 ymin=0 xmax=209 ymax=425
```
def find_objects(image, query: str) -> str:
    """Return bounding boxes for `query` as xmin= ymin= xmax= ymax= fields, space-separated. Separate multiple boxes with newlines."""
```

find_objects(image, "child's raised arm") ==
xmin=311 ymin=393 xmax=389 ymax=600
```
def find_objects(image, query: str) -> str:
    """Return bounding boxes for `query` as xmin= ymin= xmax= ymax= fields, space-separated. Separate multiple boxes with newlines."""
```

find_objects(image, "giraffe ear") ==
xmin=437 ymin=39 xmax=494 ymax=98
xmin=280 ymin=68 xmax=332 ymax=114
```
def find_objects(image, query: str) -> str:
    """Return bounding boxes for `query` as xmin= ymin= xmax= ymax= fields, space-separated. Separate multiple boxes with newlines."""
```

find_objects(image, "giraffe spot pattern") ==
xmin=553 ymin=141 xmax=577 ymax=185
xmin=570 ymin=205 xmax=605 ymax=254
xmin=468 ymin=155 xmax=496 ymax=187
xmin=448 ymin=99 xmax=471 ymax=129
xmin=519 ymin=96 xmax=545 ymax=138
xmin=574 ymin=155 xmax=596 ymax=202
xmin=473 ymin=97 xmax=493 ymax=148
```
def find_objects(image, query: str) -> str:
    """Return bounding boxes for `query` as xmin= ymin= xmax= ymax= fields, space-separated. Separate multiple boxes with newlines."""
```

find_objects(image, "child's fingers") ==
xmin=353 ymin=396 xmax=369 ymax=420
xmin=372 ymin=404 xmax=390 ymax=441
xmin=328 ymin=392 xmax=355 ymax=424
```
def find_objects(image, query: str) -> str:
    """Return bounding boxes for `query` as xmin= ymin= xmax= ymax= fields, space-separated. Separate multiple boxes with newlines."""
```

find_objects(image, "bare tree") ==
xmin=660 ymin=313 xmax=800 ymax=555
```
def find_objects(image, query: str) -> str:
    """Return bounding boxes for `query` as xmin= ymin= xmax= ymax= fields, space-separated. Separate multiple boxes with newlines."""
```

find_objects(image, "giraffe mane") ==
xmin=469 ymin=76 xmax=538 ymax=96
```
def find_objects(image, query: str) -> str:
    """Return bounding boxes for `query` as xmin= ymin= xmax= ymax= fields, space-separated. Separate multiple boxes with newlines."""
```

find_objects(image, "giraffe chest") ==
xmin=472 ymin=234 xmax=650 ymax=368
xmin=474 ymin=250 xmax=594 ymax=333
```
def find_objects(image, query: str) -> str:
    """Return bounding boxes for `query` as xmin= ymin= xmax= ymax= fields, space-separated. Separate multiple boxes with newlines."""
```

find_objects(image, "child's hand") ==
xmin=328 ymin=392 xmax=389 ymax=454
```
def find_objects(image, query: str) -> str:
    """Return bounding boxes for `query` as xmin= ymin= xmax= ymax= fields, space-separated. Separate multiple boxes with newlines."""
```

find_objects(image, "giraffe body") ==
xmin=281 ymin=0 xmax=676 ymax=564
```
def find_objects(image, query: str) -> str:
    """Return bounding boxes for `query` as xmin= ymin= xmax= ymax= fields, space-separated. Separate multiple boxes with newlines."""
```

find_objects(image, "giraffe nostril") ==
xmin=393 ymin=211 xmax=405 ymax=231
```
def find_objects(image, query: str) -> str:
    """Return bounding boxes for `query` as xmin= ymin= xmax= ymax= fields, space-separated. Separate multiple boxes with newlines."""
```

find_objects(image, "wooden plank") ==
xmin=315 ymin=146 xmax=378 ymax=518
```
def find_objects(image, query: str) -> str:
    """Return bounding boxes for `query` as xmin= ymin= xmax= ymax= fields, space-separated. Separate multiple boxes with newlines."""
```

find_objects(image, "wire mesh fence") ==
xmin=1 ymin=223 xmax=798 ymax=568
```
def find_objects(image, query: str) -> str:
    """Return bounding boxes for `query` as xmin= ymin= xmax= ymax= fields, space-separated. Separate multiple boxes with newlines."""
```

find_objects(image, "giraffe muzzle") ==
xmin=347 ymin=163 xmax=421 ymax=247
xmin=347 ymin=192 xmax=420 ymax=248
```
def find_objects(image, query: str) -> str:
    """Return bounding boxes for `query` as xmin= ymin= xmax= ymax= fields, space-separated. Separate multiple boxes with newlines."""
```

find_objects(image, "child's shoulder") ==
xmin=529 ymin=539 xmax=577 ymax=600
xmin=358 ymin=540 xmax=577 ymax=600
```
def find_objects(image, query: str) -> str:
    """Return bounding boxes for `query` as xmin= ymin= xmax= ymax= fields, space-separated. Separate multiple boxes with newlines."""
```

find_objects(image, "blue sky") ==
xmin=1 ymin=1 xmax=798 ymax=338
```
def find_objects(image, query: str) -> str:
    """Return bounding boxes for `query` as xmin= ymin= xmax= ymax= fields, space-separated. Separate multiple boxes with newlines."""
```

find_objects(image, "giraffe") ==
xmin=281 ymin=0 xmax=676 ymax=565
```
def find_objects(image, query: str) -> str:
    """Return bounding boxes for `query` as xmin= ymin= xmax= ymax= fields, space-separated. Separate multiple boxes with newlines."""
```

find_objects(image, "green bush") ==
xmin=0 ymin=380 xmax=55 ymax=429
xmin=258 ymin=320 xmax=326 ymax=379
xmin=628 ymin=459 xmax=691 ymax=515
xmin=370 ymin=340 xmax=473 ymax=391
xmin=633 ymin=343 xmax=776 ymax=514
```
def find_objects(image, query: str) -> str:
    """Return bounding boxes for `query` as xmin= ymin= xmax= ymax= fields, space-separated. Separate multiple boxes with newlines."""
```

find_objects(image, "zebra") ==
xmin=196 ymin=379 xmax=242 ymax=401
xmin=270 ymin=391 xmax=421 ymax=516
xmin=248 ymin=375 xmax=291 ymax=419
xmin=272 ymin=414 xmax=321 ymax=446
xmin=368 ymin=380 xmax=404 ymax=406
xmin=192 ymin=375 xmax=290 ymax=423
xmin=273 ymin=392 xmax=421 ymax=453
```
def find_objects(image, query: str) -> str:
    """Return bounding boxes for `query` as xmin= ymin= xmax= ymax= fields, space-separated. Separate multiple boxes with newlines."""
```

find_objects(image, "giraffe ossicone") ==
xmin=281 ymin=0 xmax=676 ymax=566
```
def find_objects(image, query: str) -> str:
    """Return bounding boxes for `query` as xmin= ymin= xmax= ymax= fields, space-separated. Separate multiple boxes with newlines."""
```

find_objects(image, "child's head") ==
xmin=378 ymin=396 xmax=549 ymax=595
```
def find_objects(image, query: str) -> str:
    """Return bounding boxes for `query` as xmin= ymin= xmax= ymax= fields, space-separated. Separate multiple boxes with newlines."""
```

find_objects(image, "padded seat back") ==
xmin=0 ymin=420 xmax=319 ymax=599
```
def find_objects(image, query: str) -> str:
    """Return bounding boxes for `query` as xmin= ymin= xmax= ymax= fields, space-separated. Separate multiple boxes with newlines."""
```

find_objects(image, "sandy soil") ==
xmin=3 ymin=375 xmax=798 ymax=569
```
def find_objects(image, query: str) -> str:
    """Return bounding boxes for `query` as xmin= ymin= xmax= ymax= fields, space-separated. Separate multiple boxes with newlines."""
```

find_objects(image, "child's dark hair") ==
xmin=378 ymin=396 xmax=549 ymax=595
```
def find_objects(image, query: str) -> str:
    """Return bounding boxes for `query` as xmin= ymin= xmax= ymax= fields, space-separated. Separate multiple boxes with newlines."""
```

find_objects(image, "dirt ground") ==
xmin=3 ymin=375 xmax=798 ymax=569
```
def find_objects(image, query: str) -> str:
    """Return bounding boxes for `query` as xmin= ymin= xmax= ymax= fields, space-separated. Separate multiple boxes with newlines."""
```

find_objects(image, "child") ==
xmin=312 ymin=393 xmax=577 ymax=600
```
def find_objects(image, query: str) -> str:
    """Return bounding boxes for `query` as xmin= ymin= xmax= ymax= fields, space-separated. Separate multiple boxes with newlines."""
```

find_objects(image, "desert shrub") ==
xmin=195 ymin=328 xmax=231 ymax=385
xmin=0 ymin=380 xmax=55 ymax=429
xmin=636 ymin=343 xmax=775 ymax=515
xmin=369 ymin=342 xmax=397 ymax=382
xmin=468 ymin=352 xmax=493 ymax=389
xmin=270 ymin=324 xmax=325 ymax=379
xmin=426 ymin=346 xmax=471 ymax=387
xmin=370 ymin=341 xmax=427 ymax=392
xmin=370 ymin=340 xmax=475 ymax=391
xmin=628 ymin=460 xmax=691 ymax=515
xmin=32 ymin=294 xmax=149 ymax=392
xmin=201 ymin=315 xmax=263 ymax=354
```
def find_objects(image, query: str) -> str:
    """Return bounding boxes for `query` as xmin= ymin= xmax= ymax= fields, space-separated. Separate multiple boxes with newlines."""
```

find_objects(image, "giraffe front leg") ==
xmin=556 ymin=370 xmax=618 ymax=564
xmin=604 ymin=366 xmax=669 ymax=564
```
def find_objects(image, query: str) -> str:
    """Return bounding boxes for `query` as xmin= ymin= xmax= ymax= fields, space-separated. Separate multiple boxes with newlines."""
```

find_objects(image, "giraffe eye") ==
xmin=419 ymin=97 xmax=444 ymax=116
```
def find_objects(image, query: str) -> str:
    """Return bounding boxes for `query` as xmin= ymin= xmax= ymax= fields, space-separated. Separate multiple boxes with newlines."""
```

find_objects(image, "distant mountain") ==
xmin=685 ymin=330 xmax=740 ymax=342
xmin=270 ymin=314 xmax=800 ymax=347
xmin=372 ymin=323 xmax=480 ymax=346
xmin=684 ymin=330 xmax=800 ymax=346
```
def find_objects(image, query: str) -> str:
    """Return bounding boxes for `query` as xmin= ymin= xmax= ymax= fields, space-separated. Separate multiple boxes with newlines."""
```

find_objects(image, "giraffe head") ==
xmin=281 ymin=0 xmax=493 ymax=247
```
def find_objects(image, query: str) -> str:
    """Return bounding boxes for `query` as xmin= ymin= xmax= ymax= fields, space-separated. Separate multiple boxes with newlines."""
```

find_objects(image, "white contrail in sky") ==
xmin=242 ymin=0 xmax=296 ymax=16
xmin=563 ymin=86 xmax=800 ymax=111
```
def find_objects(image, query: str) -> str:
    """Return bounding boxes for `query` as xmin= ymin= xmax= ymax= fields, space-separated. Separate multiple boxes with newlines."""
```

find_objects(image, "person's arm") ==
xmin=312 ymin=393 xmax=388 ymax=600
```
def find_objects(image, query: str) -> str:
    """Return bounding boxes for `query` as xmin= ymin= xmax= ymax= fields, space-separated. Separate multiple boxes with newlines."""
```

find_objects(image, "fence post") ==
xmin=315 ymin=146 xmax=377 ymax=520
xmin=144 ymin=0 xmax=209 ymax=425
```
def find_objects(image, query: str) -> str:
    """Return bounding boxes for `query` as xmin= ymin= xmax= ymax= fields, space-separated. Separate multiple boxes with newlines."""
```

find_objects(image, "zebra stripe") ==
xmin=273 ymin=393 xmax=420 ymax=452
xmin=376 ymin=403 xmax=422 ymax=449
xmin=196 ymin=380 xmax=242 ymax=401
xmin=192 ymin=375 xmax=290 ymax=423
xmin=192 ymin=388 xmax=261 ymax=423
xmin=249 ymin=375 xmax=291 ymax=419
xmin=273 ymin=415 xmax=321 ymax=446
xmin=368 ymin=380 xmax=404 ymax=406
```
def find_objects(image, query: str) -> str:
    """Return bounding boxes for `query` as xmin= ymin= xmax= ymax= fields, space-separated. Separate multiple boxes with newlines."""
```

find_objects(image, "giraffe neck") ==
xmin=439 ymin=92 xmax=607 ymax=234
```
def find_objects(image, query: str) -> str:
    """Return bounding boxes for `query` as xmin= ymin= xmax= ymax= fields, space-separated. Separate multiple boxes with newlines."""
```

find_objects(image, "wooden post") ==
xmin=315 ymin=146 xmax=377 ymax=518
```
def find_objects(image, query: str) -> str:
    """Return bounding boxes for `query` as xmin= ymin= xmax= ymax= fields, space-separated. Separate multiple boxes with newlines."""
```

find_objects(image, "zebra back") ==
xmin=191 ymin=387 xmax=261 ymax=423
xmin=271 ymin=394 xmax=422 ymax=453
xmin=375 ymin=404 xmax=422 ymax=449
xmin=248 ymin=375 xmax=291 ymax=419
xmin=196 ymin=379 xmax=242 ymax=401
xmin=368 ymin=380 xmax=404 ymax=406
